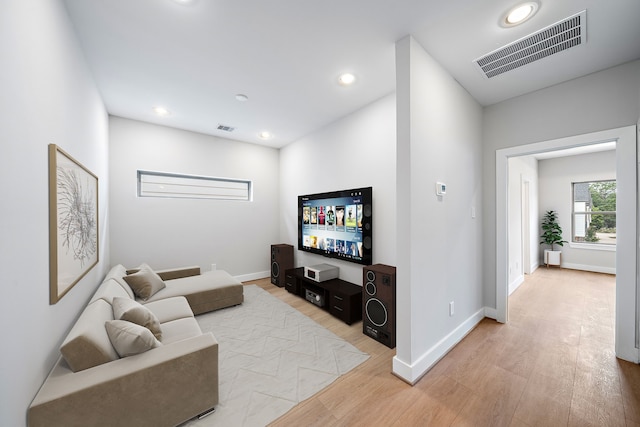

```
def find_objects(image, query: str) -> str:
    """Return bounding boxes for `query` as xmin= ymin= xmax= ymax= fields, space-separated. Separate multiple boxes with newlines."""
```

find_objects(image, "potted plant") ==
xmin=540 ymin=210 xmax=567 ymax=267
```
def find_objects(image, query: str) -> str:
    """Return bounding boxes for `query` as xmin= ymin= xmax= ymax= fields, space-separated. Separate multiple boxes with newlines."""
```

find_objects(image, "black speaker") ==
xmin=362 ymin=264 xmax=396 ymax=348
xmin=271 ymin=244 xmax=293 ymax=287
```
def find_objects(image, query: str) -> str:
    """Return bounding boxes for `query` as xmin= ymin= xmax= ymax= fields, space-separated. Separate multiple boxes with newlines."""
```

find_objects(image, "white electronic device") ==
xmin=436 ymin=182 xmax=447 ymax=196
xmin=304 ymin=263 xmax=339 ymax=282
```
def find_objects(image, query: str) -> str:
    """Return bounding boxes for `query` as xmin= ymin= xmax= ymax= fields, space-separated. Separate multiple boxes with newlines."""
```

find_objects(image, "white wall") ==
xmin=507 ymin=156 xmax=538 ymax=294
xmin=393 ymin=36 xmax=483 ymax=383
xmin=109 ymin=117 xmax=279 ymax=279
xmin=279 ymin=93 xmax=397 ymax=285
xmin=538 ymin=150 xmax=616 ymax=273
xmin=0 ymin=1 xmax=109 ymax=425
xmin=483 ymin=60 xmax=640 ymax=310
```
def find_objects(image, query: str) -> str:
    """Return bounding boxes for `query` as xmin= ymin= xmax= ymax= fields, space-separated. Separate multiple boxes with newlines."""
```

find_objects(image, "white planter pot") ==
xmin=544 ymin=249 xmax=562 ymax=267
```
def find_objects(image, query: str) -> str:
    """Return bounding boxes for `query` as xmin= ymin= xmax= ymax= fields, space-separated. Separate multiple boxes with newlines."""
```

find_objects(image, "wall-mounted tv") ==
xmin=298 ymin=187 xmax=372 ymax=265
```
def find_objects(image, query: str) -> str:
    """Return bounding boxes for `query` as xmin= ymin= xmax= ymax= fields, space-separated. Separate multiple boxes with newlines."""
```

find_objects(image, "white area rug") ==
xmin=182 ymin=284 xmax=369 ymax=427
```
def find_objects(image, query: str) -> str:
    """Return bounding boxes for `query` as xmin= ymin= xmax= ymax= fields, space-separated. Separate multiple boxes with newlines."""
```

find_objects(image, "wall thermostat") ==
xmin=436 ymin=182 xmax=446 ymax=196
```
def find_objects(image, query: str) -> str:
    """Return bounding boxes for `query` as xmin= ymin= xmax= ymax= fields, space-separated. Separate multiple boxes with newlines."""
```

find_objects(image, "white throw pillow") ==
xmin=112 ymin=297 xmax=162 ymax=340
xmin=105 ymin=320 xmax=162 ymax=358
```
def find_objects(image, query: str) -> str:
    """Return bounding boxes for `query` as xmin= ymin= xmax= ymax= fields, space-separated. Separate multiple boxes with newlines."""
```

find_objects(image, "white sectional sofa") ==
xmin=28 ymin=264 xmax=243 ymax=427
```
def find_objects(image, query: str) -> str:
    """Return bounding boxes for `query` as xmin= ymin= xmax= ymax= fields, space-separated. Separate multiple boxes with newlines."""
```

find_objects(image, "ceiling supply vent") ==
xmin=474 ymin=10 xmax=586 ymax=79
xmin=216 ymin=124 xmax=235 ymax=132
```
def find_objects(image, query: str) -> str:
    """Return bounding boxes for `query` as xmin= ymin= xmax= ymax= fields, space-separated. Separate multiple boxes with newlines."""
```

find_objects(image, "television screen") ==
xmin=298 ymin=187 xmax=372 ymax=265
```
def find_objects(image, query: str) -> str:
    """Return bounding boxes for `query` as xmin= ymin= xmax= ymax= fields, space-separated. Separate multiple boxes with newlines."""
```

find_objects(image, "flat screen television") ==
xmin=298 ymin=187 xmax=372 ymax=265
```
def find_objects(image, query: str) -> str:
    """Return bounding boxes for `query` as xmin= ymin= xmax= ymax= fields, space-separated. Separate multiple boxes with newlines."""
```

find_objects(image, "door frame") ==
xmin=495 ymin=125 xmax=638 ymax=362
xmin=521 ymin=178 xmax=531 ymax=276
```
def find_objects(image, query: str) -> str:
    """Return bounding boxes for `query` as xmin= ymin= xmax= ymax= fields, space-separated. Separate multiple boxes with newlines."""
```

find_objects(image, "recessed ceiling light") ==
xmin=235 ymin=94 xmax=249 ymax=102
xmin=502 ymin=2 xmax=539 ymax=27
xmin=152 ymin=106 xmax=171 ymax=117
xmin=172 ymin=0 xmax=195 ymax=5
xmin=338 ymin=73 xmax=356 ymax=86
xmin=258 ymin=131 xmax=273 ymax=140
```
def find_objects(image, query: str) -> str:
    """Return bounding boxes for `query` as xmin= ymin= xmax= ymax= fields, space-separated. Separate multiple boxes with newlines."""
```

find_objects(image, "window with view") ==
xmin=572 ymin=180 xmax=616 ymax=245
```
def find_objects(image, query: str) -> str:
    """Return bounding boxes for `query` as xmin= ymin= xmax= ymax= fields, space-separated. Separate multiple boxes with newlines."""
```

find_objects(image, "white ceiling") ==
xmin=63 ymin=0 xmax=640 ymax=148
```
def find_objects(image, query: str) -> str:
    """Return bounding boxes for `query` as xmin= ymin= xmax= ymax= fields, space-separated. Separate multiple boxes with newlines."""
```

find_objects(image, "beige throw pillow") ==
xmin=125 ymin=262 xmax=151 ymax=275
xmin=112 ymin=297 xmax=162 ymax=340
xmin=105 ymin=320 xmax=162 ymax=358
xmin=123 ymin=267 xmax=166 ymax=300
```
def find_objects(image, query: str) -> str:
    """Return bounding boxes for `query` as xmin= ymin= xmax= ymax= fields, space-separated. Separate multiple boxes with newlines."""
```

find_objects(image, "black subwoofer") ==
xmin=362 ymin=264 xmax=396 ymax=348
xmin=271 ymin=244 xmax=293 ymax=287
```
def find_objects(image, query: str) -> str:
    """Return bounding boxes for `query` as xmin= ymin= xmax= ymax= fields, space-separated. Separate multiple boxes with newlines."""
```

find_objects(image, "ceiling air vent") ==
xmin=474 ymin=10 xmax=586 ymax=78
xmin=217 ymin=124 xmax=235 ymax=132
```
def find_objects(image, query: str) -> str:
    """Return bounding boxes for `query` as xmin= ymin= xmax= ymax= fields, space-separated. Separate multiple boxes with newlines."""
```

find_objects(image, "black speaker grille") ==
xmin=365 ymin=281 xmax=376 ymax=296
xmin=366 ymin=298 xmax=387 ymax=327
xmin=271 ymin=261 xmax=280 ymax=278
xmin=363 ymin=236 xmax=372 ymax=250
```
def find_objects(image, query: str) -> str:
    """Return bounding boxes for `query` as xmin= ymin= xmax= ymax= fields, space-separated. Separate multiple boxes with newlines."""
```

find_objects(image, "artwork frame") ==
xmin=49 ymin=144 xmax=99 ymax=304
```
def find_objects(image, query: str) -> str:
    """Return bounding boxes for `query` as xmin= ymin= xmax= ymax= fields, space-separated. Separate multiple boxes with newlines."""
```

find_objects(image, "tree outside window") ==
xmin=572 ymin=180 xmax=616 ymax=245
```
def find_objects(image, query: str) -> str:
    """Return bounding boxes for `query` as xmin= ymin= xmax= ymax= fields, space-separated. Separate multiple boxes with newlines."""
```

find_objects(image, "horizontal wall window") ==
xmin=138 ymin=170 xmax=252 ymax=201
xmin=571 ymin=180 xmax=616 ymax=245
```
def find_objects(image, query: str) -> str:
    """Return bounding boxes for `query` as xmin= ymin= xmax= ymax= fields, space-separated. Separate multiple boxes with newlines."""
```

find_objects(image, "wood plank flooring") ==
xmin=248 ymin=268 xmax=640 ymax=426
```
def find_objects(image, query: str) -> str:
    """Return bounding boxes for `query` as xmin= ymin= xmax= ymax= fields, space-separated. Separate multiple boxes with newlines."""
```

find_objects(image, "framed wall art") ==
xmin=49 ymin=144 xmax=99 ymax=304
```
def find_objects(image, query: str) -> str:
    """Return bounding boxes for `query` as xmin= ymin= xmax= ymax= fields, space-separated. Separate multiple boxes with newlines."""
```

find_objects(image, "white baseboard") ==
xmin=484 ymin=306 xmax=498 ymax=320
xmin=392 ymin=308 xmax=486 ymax=384
xmin=508 ymin=275 xmax=524 ymax=296
xmin=561 ymin=263 xmax=616 ymax=275
xmin=234 ymin=270 xmax=270 ymax=283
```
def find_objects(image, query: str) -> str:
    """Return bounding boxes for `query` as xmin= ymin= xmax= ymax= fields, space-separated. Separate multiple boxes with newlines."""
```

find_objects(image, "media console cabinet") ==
xmin=284 ymin=267 xmax=362 ymax=325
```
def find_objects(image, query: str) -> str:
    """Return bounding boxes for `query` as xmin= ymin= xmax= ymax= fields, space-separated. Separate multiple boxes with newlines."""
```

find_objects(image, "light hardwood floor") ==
xmin=250 ymin=268 xmax=640 ymax=426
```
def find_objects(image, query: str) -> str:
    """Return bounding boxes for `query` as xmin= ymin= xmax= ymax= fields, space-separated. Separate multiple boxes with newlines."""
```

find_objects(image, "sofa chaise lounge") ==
xmin=27 ymin=263 xmax=243 ymax=427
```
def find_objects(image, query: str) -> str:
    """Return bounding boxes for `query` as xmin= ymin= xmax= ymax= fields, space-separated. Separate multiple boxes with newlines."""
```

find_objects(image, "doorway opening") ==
xmin=495 ymin=125 xmax=638 ymax=362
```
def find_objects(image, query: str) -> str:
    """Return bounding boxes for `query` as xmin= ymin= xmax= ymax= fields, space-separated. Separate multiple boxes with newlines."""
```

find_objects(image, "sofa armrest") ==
xmin=155 ymin=265 xmax=201 ymax=281
xmin=28 ymin=333 xmax=218 ymax=427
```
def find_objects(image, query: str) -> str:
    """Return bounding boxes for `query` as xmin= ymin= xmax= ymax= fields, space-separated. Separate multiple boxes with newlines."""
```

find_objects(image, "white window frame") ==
xmin=570 ymin=179 xmax=616 ymax=248
xmin=137 ymin=170 xmax=252 ymax=201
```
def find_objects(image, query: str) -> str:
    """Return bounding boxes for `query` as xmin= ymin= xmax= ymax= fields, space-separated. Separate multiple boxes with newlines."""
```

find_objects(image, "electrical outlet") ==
xmin=449 ymin=301 xmax=454 ymax=316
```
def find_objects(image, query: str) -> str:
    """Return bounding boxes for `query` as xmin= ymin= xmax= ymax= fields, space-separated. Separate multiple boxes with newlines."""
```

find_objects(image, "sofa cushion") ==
xmin=112 ymin=297 xmax=162 ymax=340
xmin=159 ymin=317 xmax=203 ymax=345
xmin=144 ymin=297 xmax=194 ymax=324
xmin=105 ymin=264 xmax=136 ymax=299
xmin=90 ymin=279 xmax=132 ymax=305
xmin=143 ymin=270 xmax=243 ymax=314
xmin=123 ymin=267 xmax=166 ymax=300
xmin=60 ymin=299 xmax=119 ymax=372
xmin=105 ymin=320 xmax=162 ymax=357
